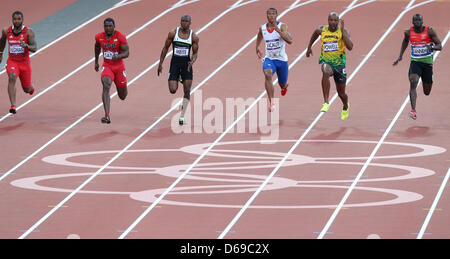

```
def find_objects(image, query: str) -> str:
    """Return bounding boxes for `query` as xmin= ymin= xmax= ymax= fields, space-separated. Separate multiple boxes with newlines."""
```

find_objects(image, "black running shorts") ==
xmin=322 ymin=62 xmax=347 ymax=84
xmin=409 ymin=61 xmax=433 ymax=84
xmin=168 ymin=59 xmax=193 ymax=81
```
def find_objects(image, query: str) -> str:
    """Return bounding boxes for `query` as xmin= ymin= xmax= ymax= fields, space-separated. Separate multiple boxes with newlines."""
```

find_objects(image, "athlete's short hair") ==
xmin=181 ymin=14 xmax=191 ymax=22
xmin=267 ymin=8 xmax=277 ymax=14
xmin=329 ymin=12 xmax=339 ymax=19
xmin=12 ymin=11 xmax=23 ymax=19
xmin=413 ymin=13 xmax=423 ymax=20
xmin=104 ymin=17 xmax=115 ymax=26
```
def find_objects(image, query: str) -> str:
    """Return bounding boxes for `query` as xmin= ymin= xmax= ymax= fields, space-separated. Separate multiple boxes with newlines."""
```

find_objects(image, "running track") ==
xmin=0 ymin=0 xmax=449 ymax=239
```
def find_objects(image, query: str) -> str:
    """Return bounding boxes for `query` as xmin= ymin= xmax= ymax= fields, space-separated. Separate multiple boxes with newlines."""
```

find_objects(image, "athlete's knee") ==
xmin=263 ymin=69 xmax=273 ymax=79
xmin=168 ymin=81 xmax=178 ymax=94
xmin=169 ymin=86 xmax=177 ymax=94
xmin=321 ymin=63 xmax=333 ymax=76
xmin=423 ymin=83 xmax=432 ymax=95
xmin=338 ymin=91 xmax=347 ymax=99
xmin=102 ymin=77 xmax=112 ymax=88
xmin=409 ymin=74 xmax=419 ymax=86
xmin=8 ymin=72 xmax=17 ymax=82
xmin=118 ymin=88 xmax=128 ymax=100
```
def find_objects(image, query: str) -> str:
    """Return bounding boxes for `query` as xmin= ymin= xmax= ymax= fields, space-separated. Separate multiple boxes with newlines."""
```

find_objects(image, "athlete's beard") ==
xmin=105 ymin=30 xmax=115 ymax=37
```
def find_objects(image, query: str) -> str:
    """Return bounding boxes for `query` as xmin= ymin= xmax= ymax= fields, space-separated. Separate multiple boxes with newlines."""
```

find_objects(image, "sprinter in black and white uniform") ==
xmin=158 ymin=15 xmax=199 ymax=125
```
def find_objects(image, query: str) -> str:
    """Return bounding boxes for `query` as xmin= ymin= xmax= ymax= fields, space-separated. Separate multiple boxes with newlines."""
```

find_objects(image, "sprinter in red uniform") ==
xmin=95 ymin=18 xmax=129 ymax=124
xmin=0 ymin=11 xmax=37 ymax=114
xmin=393 ymin=14 xmax=442 ymax=120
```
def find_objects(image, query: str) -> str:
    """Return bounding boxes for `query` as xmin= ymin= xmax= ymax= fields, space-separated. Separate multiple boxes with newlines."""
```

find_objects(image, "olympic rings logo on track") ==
xmin=10 ymin=140 xmax=446 ymax=209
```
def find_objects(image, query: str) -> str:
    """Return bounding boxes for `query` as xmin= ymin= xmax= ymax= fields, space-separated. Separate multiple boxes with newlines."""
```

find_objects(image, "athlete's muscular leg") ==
xmin=422 ymin=82 xmax=432 ymax=96
xmin=336 ymin=83 xmax=348 ymax=110
xmin=168 ymin=80 xmax=178 ymax=94
xmin=181 ymin=79 xmax=192 ymax=118
xmin=117 ymin=87 xmax=128 ymax=100
xmin=7 ymin=72 xmax=17 ymax=107
xmin=101 ymin=76 xmax=113 ymax=116
xmin=409 ymin=74 xmax=420 ymax=110
xmin=263 ymin=69 xmax=274 ymax=103
xmin=321 ymin=63 xmax=333 ymax=104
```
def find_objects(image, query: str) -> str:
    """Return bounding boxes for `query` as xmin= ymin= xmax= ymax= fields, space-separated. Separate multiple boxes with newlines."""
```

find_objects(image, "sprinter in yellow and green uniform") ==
xmin=393 ymin=14 xmax=442 ymax=120
xmin=307 ymin=12 xmax=353 ymax=120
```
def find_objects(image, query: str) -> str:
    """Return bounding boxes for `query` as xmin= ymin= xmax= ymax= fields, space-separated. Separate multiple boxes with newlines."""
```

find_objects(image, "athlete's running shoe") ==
xmin=101 ymin=116 xmax=111 ymax=124
xmin=28 ymin=87 xmax=34 ymax=95
xmin=281 ymin=84 xmax=288 ymax=96
xmin=9 ymin=105 xmax=16 ymax=114
xmin=341 ymin=103 xmax=349 ymax=120
xmin=268 ymin=101 xmax=276 ymax=112
xmin=179 ymin=116 xmax=185 ymax=125
xmin=409 ymin=109 xmax=417 ymax=120
xmin=320 ymin=103 xmax=330 ymax=112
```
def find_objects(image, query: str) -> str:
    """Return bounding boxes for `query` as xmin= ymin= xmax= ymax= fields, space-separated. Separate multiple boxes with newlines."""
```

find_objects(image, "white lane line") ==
xmin=0 ymin=0 xmax=128 ymax=73
xmin=218 ymin=0 xmax=381 ymax=239
xmin=417 ymin=31 xmax=450 ymax=240
xmin=0 ymin=0 xmax=194 ymax=183
xmin=417 ymin=167 xmax=450 ymax=239
xmin=317 ymin=0 xmax=441 ymax=239
xmin=118 ymin=0 xmax=332 ymax=239
xmin=0 ymin=0 xmax=191 ymax=122
xmin=17 ymin=0 xmax=260 ymax=239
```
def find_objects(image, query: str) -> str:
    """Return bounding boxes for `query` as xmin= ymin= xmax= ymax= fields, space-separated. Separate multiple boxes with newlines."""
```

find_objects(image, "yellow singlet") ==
xmin=319 ymin=25 xmax=346 ymax=66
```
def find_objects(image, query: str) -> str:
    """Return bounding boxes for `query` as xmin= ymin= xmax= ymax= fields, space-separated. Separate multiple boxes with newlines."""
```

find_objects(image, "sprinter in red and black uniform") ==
xmin=95 ymin=18 xmax=129 ymax=124
xmin=393 ymin=14 xmax=442 ymax=120
xmin=0 ymin=11 xmax=37 ymax=114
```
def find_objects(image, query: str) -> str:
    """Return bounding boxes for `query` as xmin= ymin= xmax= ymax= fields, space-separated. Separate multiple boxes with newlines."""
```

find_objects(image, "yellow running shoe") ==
xmin=320 ymin=103 xmax=330 ymax=112
xmin=341 ymin=103 xmax=349 ymax=120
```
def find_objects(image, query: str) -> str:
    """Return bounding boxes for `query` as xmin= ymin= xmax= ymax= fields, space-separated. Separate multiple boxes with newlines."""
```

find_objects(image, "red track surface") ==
xmin=0 ymin=0 xmax=76 ymax=28
xmin=0 ymin=0 xmax=449 ymax=239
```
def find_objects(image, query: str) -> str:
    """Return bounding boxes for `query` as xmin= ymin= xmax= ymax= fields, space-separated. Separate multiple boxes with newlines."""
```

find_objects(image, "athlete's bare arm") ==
xmin=0 ymin=28 xmax=7 ymax=63
xmin=340 ymin=19 xmax=353 ymax=50
xmin=188 ymin=32 xmax=199 ymax=72
xmin=274 ymin=23 xmax=293 ymax=44
xmin=113 ymin=44 xmax=129 ymax=61
xmin=306 ymin=26 xmax=323 ymax=57
xmin=428 ymin=26 xmax=442 ymax=51
xmin=94 ymin=41 xmax=101 ymax=72
xmin=393 ymin=29 xmax=410 ymax=66
xmin=157 ymin=30 xmax=176 ymax=76
xmin=256 ymin=27 xmax=264 ymax=59
xmin=22 ymin=28 xmax=37 ymax=52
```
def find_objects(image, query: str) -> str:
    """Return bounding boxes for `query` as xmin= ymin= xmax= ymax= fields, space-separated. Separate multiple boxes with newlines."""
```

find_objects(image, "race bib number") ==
xmin=266 ymin=39 xmax=281 ymax=58
xmin=174 ymin=46 xmax=189 ymax=57
xmin=411 ymin=45 xmax=432 ymax=57
xmin=266 ymin=39 xmax=281 ymax=50
xmin=104 ymin=50 xmax=118 ymax=60
xmin=323 ymin=41 xmax=339 ymax=52
xmin=10 ymin=44 xmax=25 ymax=54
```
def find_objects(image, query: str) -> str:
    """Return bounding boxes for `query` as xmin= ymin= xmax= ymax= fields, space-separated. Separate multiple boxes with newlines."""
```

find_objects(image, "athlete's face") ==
xmin=328 ymin=14 xmax=339 ymax=31
xmin=266 ymin=10 xmax=277 ymax=24
xmin=180 ymin=17 xmax=191 ymax=31
xmin=412 ymin=16 xmax=423 ymax=30
xmin=104 ymin=21 xmax=115 ymax=36
xmin=12 ymin=14 xmax=23 ymax=29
